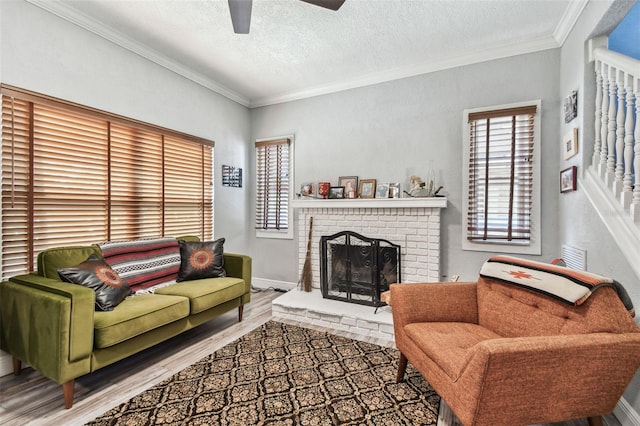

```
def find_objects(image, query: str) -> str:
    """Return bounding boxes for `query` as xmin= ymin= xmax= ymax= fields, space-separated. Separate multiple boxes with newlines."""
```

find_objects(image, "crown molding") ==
xmin=250 ymin=36 xmax=560 ymax=108
xmin=28 ymin=0 xmax=582 ymax=110
xmin=552 ymin=0 xmax=589 ymax=46
xmin=26 ymin=0 xmax=251 ymax=107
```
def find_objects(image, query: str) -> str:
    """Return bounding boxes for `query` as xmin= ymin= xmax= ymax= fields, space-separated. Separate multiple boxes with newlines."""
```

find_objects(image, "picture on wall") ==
xmin=222 ymin=165 xmax=242 ymax=187
xmin=560 ymin=166 xmax=577 ymax=193
xmin=563 ymin=128 xmax=578 ymax=160
xmin=564 ymin=90 xmax=577 ymax=123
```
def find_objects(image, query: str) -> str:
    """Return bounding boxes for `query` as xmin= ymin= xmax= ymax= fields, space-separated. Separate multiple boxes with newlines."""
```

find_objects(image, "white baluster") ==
xmin=614 ymin=70 xmax=625 ymax=196
xmin=621 ymin=74 xmax=634 ymax=209
xmin=593 ymin=60 xmax=603 ymax=168
xmin=631 ymin=78 xmax=640 ymax=224
xmin=600 ymin=63 xmax=609 ymax=178
xmin=606 ymin=66 xmax=617 ymax=187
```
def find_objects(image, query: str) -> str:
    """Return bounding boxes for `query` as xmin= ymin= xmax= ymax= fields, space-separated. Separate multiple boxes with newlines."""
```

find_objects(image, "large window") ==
xmin=463 ymin=101 xmax=541 ymax=254
xmin=1 ymin=85 xmax=213 ymax=278
xmin=255 ymin=137 xmax=293 ymax=239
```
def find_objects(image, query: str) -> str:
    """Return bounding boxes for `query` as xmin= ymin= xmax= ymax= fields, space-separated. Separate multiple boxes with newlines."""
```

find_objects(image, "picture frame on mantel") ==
xmin=328 ymin=186 xmax=345 ymax=199
xmin=359 ymin=179 xmax=376 ymax=199
xmin=339 ymin=176 xmax=358 ymax=199
xmin=376 ymin=183 xmax=390 ymax=198
xmin=560 ymin=166 xmax=577 ymax=193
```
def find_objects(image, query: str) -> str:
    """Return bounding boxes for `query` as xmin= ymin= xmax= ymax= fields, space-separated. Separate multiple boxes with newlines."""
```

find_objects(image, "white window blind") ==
xmin=1 ymin=85 xmax=214 ymax=278
xmin=255 ymin=138 xmax=290 ymax=232
xmin=466 ymin=105 xmax=537 ymax=244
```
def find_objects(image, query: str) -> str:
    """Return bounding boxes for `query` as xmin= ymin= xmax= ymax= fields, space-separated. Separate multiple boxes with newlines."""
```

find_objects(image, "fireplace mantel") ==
xmin=291 ymin=197 xmax=447 ymax=209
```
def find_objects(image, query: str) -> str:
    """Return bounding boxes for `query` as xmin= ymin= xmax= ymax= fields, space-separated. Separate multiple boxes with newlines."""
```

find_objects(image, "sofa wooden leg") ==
xmin=396 ymin=352 xmax=408 ymax=383
xmin=238 ymin=305 xmax=244 ymax=322
xmin=12 ymin=356 xmax=21 ymax=375
xmin=63 ymin=380 xmax=75 ymax=409
xmin=587 ymin=416 xmax=603 ymax=426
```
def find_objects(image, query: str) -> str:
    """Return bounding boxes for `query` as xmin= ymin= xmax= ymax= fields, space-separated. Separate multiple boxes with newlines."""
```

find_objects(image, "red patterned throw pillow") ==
xmin=58 ymin=254 xmax=132 ymax=311
xmin=177 ymin=238 xmax=226 ymax=282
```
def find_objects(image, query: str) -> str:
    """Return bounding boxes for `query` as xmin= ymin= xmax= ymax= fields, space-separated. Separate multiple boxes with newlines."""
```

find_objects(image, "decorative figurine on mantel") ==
xmin=404 ymin=174 xmax=443 ymax=198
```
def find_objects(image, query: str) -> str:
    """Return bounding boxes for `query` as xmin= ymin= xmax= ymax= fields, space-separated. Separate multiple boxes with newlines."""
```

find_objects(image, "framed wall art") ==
xmin=560 ymin=166 xmax=577 ymax=193
xmin=222 ymin=165 xmax=242 ymax=187
xmin=564 ymin=90 xmax=577 ymax=123
xmin=563 ymin=128 xmax=578 ymax=160
xmin=359 ymin=179 xmax=376 ymax=199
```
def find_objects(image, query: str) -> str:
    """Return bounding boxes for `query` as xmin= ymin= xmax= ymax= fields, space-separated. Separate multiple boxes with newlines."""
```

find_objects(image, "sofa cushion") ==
xmin=154 ymin=277 xmax=245 ymax=314
xmin=93 ymin=294 xmax=189 ymax=349
xmin=98 ymin=238 xmax=181 ymax=292
xmin=177 ymin=238 xmax=226 ymax=282
xmin=57 ymin=254 xmax=132 ymax=311
xmin=37 ymin=246 xmax=102 ymax=279
xmin=404 ymin=322 xmax=502 ymax=380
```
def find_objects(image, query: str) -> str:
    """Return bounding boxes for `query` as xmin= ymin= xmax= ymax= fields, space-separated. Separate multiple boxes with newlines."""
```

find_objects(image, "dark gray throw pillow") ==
xmin=177 ymin=238 xmax=226 ymax=282
xmin=58 ymin=254 xmax=132 ymax=311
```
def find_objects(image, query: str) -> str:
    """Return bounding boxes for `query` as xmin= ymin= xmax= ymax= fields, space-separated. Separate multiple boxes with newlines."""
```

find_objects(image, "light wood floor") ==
xmin=0 ymin=289 xmax=621 ymax=426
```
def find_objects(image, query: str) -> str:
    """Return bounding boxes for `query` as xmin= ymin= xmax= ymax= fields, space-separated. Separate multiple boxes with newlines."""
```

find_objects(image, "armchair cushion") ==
xmin=404 ymin=322 xmax=501 ymax=380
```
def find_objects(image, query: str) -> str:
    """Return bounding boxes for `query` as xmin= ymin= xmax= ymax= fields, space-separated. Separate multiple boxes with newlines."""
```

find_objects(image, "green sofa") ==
xmin=0 ymin=236 xmax=251 ymax=409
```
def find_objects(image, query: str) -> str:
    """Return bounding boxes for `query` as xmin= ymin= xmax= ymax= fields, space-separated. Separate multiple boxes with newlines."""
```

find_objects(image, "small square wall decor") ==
xmin=563 ymin=128 xmax=578 ymax=160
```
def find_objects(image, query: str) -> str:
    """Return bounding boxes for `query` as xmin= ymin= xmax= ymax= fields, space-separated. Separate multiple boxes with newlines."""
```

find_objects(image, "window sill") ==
xmin=256 ymin=230 xmax=293 ymax=240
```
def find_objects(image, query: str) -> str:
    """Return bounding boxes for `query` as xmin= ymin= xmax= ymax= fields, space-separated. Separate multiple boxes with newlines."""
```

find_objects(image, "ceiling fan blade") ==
xmin=228 ymin=0 xmax=252 ymax=34
xmin=300 ymin=0 xmax=346 ymax=11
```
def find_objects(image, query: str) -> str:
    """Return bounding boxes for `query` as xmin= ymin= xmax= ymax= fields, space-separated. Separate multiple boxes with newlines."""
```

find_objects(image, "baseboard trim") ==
xmin=0 ymin=349 xmax=15 ymax=377
xmin=613 ymin=396 xmax=640 ymax=426
xmin=252 ymin=277 xmax=297 ymax=292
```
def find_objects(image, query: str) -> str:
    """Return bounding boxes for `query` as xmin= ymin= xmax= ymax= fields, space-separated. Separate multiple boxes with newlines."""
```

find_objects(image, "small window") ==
xmin=463 ymin=101 xmax=541 ymax=254
xmin=255 ymin=136 xmax=293 ymax=239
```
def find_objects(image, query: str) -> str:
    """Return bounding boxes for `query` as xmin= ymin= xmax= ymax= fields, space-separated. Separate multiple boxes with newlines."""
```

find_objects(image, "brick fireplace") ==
xmin=272 ymin=197 xmax=447 ymax=341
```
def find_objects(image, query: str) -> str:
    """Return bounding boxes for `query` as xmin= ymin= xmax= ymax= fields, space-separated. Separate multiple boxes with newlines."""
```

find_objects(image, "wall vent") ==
xmin=561 ymin=245 xmax=587 ymax=271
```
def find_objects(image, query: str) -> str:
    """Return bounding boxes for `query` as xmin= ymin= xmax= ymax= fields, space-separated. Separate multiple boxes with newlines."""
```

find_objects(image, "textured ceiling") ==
xmin=33 ymin=0 xmax=585 ymax=107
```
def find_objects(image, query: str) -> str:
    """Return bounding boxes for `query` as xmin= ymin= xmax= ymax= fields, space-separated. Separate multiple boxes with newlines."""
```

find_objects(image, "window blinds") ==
xmin=1 ymin=86 xmax=213 ymax=278
xmin=467 ymin=105 xmax=536 ymax=243
xmin=255 ymin=139 xmax=290 ymax=231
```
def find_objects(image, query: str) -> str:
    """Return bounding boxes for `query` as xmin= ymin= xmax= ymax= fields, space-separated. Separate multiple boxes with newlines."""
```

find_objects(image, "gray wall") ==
xmin=250 ymin=50 xmax=561 ymax=285
xmin=0 ymin=0 xmax=252 ymax=253
xmin=558 ymin=0 xmax=640 ymax=412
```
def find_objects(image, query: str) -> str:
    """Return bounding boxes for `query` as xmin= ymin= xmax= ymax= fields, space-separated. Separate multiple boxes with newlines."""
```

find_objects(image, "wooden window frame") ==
xmin=255 ymin=136 xmax=293 ymax=240
xmin=1 ymin=85 xmax=214 ymax=278
xmin=462 ymin=100 xmax=541 ymax=255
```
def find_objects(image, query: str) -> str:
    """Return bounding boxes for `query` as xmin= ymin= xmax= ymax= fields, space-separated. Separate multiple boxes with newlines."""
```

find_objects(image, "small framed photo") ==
xmin=359 ymin=179 xmax=376 ymax=199
xmin=328 ymin=186 xmax=345 ymax=199
xmin=560 ymin=166 xmax=577 ymax=193
xmin=563 ymin=128 xmax=578 ymax=160
xmin=376 ymin=182 xmax=390 ymax=198
xmin=300 ymin=182 xmax=316 ymax=197
xmin=339 ymin=176 xmax=358 ymax=199
xmin=389 ymin=183 xmax=400 ymax=198
xmin=564 ymin=90 xmax=577 ymax=123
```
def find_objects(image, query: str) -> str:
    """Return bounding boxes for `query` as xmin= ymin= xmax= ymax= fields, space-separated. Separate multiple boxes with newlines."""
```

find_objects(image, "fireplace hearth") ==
xmin=320 ymin=231 xmax=401 ymax=307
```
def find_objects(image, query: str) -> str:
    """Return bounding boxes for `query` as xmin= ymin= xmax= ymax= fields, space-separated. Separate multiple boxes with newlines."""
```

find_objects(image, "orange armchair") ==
xmin=391 ymin=258 xmax=640 ymax=426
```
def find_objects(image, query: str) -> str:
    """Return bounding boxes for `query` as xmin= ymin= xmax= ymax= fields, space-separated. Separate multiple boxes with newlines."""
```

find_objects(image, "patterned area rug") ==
xmin=87 ymin=321 xmax=441 ymax=425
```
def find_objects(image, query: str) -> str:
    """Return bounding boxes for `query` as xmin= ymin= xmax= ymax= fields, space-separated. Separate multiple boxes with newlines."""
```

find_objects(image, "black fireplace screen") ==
xmin=320 ymin=231 xmax=401 ymax=307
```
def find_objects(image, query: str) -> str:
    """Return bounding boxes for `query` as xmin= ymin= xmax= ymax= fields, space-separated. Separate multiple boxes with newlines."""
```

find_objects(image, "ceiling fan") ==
xmin=228 ymin=0 xmax=346 ymax=34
